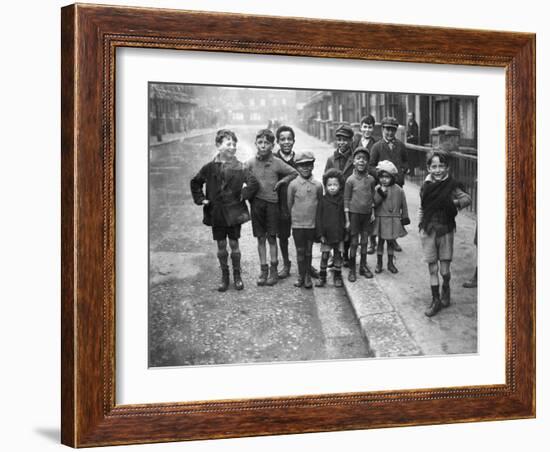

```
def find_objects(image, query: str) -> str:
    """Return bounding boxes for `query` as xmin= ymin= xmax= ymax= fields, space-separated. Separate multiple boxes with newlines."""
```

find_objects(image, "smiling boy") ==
xmin=352 ymin=114 xmax=377 ymax=158
xmin=352 ymin=115 xmax=378 ymax=253
xmin=344 ymin=147 xmax=377 ymax=281
xmin=246 ymin=128 xmax=298 ymax=286
xmin=190 ymin=129 xmax=259 ymax=292
xmin=418 ymin=150 xmax=471 ymax=317
xmin=287 ymin=151 xmax=323 ymax=288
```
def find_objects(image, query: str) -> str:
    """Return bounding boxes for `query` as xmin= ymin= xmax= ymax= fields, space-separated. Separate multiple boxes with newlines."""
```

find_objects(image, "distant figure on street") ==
xmin=287 ymin=152 xmax=323 ymax=289
xmin=372 ymin=160 xmax=410 ymax=274
xmin=190 ymin=129 xmax=259 ymax=292
xmin=246 ymin=129 xmax=298 ymax=286
xmin=418 ymin=150 xmax=471 ymax=317
xmin=406 ymin=111 xmax=419 ymax=145
xmin=315 ymin=169 xmax=347 ymax=288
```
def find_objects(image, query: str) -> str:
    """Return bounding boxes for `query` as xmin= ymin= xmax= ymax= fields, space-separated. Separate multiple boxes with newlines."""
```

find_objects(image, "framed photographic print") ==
xmin=61 ymin=3 xmax=535 ymax=447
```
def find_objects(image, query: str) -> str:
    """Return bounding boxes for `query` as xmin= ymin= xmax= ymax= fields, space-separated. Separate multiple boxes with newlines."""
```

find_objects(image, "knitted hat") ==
xmin=376 ymin=160 xmax=398 ymax=175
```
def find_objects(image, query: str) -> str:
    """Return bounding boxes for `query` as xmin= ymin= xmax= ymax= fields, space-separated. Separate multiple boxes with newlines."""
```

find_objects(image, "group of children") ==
xmin=190 ymin=117 xmax=471 ymax=318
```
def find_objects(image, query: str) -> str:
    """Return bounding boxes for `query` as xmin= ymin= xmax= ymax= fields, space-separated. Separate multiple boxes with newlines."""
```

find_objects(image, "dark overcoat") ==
xmin=316 ymin=193 xmax=346 ymax=245
xmin=190 ymin=157 xmax=258 ymax=227
xmin=324 ymin=148 xmax=354 ymax=180
xmin=369 ymin=139 xmax=409 ymax=186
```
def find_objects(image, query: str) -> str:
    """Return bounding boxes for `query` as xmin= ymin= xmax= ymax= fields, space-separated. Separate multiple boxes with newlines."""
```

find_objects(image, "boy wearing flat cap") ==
xmin=369 ymin=116 xmax=410 ymax=252
xmin=287 ymin=151 xmax=323 ymax=288
xmin=274 ymin=125 xmax=320 ymax=280
xmin=344 ymin=146 xmax=377 ymax=281
xmin=325 ymin=124 xmax=355 ymax=180
xmin=352 ymin=114 xmax=379 ymax=254
xmin=324 ymin=124 xmax=355 ymax=266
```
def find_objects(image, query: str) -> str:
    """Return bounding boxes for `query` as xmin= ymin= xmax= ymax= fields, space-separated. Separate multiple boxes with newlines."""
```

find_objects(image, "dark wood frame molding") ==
xmin=61 ymin=3 xmax=536 ymax=447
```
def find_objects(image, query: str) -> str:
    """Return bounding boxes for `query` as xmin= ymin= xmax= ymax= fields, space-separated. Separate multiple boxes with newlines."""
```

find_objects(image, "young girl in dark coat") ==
xmin=315 ymin=169 xmax=347 ymax=288
xmin=373 ymin=160 xmax=410 ymax=274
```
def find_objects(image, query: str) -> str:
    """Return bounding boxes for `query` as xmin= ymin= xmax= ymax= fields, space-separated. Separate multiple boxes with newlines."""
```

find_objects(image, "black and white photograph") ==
xmin=148 ymin=83 xmax=478 ymax=368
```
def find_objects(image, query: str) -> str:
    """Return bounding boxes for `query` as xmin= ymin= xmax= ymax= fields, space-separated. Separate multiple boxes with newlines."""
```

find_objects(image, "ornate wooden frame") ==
xmin=61 ymin=3 xmax=535 ymax=447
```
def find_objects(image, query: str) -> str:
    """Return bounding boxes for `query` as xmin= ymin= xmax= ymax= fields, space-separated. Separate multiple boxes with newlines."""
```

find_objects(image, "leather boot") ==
xmin=375 ymin=254 xmax=383 ymax=273
xmin=217 ymin=250 xmax=230 ymax=292
xmin=359 ymin=253 xmax=373 ymax=278
xmin=315 ymin=270 xmax=327 ymax=287
xmin=441 ymin=275 xmax=451 ymax=307
xmin=348 ymin=256 xmax=357 ymax=282
xmin=233 ymin=269 xmax=244 ymax=290
xmin=256 ymin=264 xmax=269 ymax=286
xmin=425 ymin=285 xmax=442 ymax=317
xmin=333 ymin=270 xmax=343 ymax=287
xmin=278 ymin=261 xmax=291 ymax=279
xmin=266 ymin=262 xmax=279 ymax=286
xmin=231 ymin=252 xmax=244 ymax=290
xmin=303 ymin=256 xmax=313 ymax=289
xmin=359 ymin=253 xmax=366 ymax=275
xmin=294 ymin=259 xmax=305 ymax=287
xmin=218 ymin=267 xmax=230 ymax=292
xmin=387 ymin=254 xmax=398 ymax=273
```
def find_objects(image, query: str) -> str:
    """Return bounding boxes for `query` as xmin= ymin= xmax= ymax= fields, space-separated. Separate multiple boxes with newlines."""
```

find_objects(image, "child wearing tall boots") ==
xmin=373 ymin=160 xmax=410 ymax=274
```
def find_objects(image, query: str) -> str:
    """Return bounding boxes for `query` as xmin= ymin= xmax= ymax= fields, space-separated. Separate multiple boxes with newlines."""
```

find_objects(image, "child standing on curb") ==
xmin=315 ymin=169 xmax=346 ymax=288
xmin=190 ymin=129 xmax=259 ymax=292
xmin=246 ymin=129 xmax=298 ymax=286
xmin=287 ymin=151 xmax=323 ymax=289
xmin=418 ymin=150 xmax=471 ymax=317
xmin=344 ymin=147 xmax=377 ymax=282
xmin=373 ymin=160 xmax=410 ymax=274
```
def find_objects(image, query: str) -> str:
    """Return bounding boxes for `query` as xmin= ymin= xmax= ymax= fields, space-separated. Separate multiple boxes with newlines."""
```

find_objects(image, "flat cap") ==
xmin=352 ymin=146 xmax=370 ymax=158
xmin=381 ymin=116 xmax=399 ymax=129
xmin=334 ymin=124 xmax=354 ymax=139
xmin=294 ymin=150 xmax=316 ymax=164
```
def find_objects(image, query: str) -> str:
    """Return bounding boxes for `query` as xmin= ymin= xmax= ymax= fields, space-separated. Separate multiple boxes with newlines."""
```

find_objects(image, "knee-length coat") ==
xmin=373 ymin=184 xmax=409 ymax=240
xmin=190 ymin=156 xmax=258 ymax=227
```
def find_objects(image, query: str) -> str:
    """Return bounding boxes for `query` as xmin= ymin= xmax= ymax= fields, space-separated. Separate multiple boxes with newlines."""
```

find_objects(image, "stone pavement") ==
xmin=338 ymin=181 xmax=478 ymax=358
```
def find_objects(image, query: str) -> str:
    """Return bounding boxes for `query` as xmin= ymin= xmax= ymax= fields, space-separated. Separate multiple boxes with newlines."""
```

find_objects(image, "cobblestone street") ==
xmin=149 ymin=125 xmax=371 ymax=366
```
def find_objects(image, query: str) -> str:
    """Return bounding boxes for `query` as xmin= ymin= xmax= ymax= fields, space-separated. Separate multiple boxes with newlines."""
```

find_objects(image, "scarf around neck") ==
xmin=420 ymin=175 xmax=461 ymax=232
